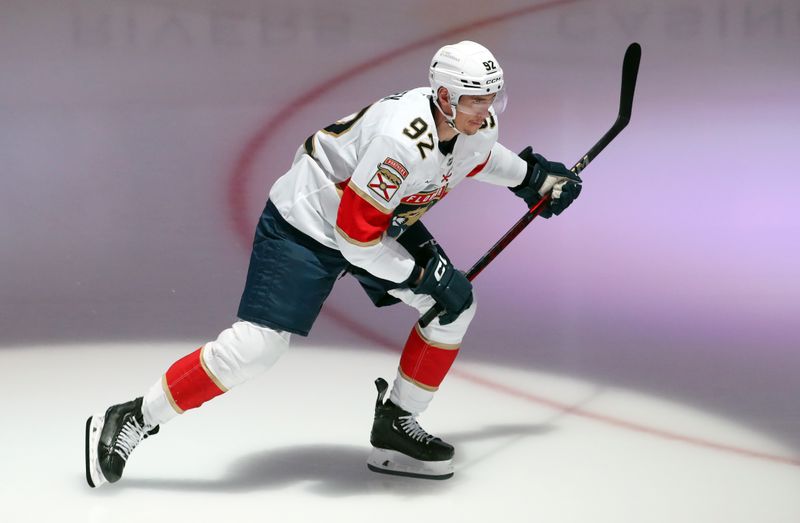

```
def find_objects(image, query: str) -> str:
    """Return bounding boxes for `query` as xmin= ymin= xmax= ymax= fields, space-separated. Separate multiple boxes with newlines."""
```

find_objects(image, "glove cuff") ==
xmin=510 ymin=147 xmax=550 ymax=197
xmin=403 ymin=264 xmax=424 ymax=289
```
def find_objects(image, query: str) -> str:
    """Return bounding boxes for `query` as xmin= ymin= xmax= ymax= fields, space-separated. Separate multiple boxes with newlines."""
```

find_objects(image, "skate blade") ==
xmin=367 ymin=447 xmax=454 ymax=480
xmin=85 ymin=414 xmax=107 ymax=488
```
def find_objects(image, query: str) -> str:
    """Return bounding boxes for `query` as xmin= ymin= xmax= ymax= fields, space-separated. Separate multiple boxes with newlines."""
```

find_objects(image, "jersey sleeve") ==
xmin=466 ymin=142 xmax=527 ymax=188
xmin=334 ymin=135 xmax=419 ymax=283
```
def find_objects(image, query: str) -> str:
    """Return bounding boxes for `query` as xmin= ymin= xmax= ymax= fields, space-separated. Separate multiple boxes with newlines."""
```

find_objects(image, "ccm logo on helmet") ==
xmin=486 ymin=78 xmax=502 ymax=84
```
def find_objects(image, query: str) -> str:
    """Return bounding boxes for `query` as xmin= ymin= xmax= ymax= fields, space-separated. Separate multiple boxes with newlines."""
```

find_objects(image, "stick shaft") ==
xmin=418 ymin=43 xmax=641 ymax=328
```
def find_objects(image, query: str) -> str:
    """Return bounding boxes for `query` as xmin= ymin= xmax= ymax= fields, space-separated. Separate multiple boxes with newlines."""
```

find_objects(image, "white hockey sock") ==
xmin=389 ymin=370 xmax=435 ymax=416
xmin=142 ymin=377 xmax=179 ymax=427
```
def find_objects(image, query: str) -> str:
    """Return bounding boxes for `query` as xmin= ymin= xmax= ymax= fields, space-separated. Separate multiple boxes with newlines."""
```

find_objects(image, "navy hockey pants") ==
xmin=237 ymin=200 xmax=445 ymax=336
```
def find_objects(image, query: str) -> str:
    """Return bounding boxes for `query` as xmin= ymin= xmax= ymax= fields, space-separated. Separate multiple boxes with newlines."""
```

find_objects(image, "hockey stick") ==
xmin=419 ymin=42 xmax=641 ymax=328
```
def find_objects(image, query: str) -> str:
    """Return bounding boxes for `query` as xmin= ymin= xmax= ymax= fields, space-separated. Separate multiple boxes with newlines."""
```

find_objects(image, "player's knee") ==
xmin=203 ymin=321 xmax=291 ymax=387
xmin=229 ymin=321 xmax=290 ymax=370
xmin=421 ymin=292 xmax=477 ymax=346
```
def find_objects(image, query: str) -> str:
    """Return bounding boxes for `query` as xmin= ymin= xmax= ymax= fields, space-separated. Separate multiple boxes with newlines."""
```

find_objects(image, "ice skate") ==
xmin=85 ymin=397 xmax=159 ymax=487
xmin=367 ymin=377 xmax=454 ymax=480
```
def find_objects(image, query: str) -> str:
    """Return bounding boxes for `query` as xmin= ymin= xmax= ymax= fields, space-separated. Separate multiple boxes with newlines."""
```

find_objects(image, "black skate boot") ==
xmin=85 ymin=397 xmax=159 ymax=487
xmin=367 ymin=377 xmax=454 ymax=480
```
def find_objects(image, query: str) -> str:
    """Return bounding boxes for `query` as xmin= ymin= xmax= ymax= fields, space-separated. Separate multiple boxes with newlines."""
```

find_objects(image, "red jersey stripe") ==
xmin=466 ymin=152 xmax=491 ymax=178
xmin=336 ymin=182 xmax=393 ymax=244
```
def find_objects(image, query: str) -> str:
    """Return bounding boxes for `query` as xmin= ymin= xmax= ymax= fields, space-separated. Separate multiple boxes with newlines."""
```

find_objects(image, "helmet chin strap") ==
xmin=432 ymin=95 xmax=462 ymax=135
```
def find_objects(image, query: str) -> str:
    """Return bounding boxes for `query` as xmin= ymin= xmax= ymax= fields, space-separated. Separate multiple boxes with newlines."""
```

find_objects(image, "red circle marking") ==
xmin=226 ymin=2 xmax=800 ymax=468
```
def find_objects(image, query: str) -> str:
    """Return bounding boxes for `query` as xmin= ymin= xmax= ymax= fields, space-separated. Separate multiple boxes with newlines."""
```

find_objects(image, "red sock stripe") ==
xmin=399 ymin=327 xmax=460 ymax=389
xmin=165 ymin=348 xmax=225 ymax=411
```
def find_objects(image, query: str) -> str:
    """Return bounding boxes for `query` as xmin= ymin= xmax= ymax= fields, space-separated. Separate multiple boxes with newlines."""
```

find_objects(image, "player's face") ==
xmin=455 ymin=94 xmax=495 ymax=135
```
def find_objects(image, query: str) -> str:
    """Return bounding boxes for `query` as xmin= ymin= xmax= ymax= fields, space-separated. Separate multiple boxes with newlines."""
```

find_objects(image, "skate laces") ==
xmin=398 ymin=414 xmax=436 ymax=444
xmin=113 ymin=416 xmax=152 ymax=461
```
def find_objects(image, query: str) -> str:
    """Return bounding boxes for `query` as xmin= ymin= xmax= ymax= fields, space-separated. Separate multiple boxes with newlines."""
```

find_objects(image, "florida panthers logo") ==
xmin=387 ymin=186 xmax=449 ymax=238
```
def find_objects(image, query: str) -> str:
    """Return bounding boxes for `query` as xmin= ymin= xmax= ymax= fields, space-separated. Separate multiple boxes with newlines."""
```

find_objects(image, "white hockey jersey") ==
xmin=269 ymin=87 xmax=527 ymax=284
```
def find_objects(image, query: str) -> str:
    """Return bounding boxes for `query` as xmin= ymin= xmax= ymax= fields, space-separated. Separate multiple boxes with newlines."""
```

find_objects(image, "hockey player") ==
xmin=85 ymin=40 xmax=582 ymax=485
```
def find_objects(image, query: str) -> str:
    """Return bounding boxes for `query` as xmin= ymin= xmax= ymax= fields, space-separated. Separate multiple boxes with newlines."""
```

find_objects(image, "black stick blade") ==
xmin=618 ymin=42 xmax=641 ymax=124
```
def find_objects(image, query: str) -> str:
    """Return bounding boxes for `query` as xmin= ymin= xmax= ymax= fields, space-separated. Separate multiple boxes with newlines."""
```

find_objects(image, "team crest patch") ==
xmin=367 ymin=161 xmax=406 ymax=202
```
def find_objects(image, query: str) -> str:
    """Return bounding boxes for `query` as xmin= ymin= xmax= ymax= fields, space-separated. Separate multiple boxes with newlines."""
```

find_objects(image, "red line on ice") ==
xmin=324 ymin=308 xmax=800 ymax=468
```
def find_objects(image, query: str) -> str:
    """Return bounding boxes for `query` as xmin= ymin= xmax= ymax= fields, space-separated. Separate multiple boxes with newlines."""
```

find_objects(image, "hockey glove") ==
xmin=511 ymin=146 xmax=582 ymax=218
xmin=410 ymin=252 xmax=473 ymax=326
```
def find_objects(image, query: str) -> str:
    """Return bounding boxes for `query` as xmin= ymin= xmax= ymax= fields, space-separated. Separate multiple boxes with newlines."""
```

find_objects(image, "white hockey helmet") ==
xmin=429 ymin=40 xmax=506 ymax=123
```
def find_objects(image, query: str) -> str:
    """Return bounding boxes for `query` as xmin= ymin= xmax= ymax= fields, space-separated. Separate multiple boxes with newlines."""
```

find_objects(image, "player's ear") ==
xmin=437 ymin=87 xmax=449 ymax=106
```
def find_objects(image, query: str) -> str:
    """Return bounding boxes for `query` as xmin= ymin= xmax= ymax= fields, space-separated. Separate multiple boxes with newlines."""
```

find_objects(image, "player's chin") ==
xmin=461 ymin=121 xmax=483 ymax=135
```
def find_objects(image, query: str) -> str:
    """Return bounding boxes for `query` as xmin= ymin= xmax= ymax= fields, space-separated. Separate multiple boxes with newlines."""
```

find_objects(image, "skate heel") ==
xmin=85 ymin=414 xmax=107 ymax=488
